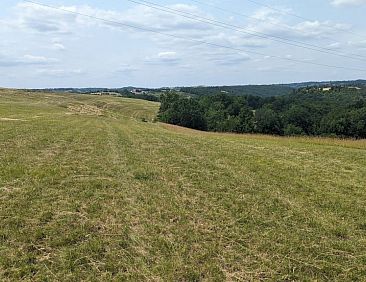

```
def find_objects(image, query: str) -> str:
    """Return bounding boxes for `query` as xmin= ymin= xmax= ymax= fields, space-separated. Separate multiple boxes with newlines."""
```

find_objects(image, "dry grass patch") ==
xmin=67 ymin=104 xmax=103 ymax=116
xmin=0 ymin=118 xmax=27 ymax=121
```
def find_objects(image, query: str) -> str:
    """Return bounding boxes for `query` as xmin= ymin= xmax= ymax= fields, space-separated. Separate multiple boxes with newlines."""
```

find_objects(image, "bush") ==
xmin=284 ymin=124 xmax=305 ymax=136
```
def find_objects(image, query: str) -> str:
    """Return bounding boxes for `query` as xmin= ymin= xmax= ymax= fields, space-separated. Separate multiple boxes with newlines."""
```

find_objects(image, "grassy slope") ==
xmin=0 ymin=89 xmax=365 ymax=281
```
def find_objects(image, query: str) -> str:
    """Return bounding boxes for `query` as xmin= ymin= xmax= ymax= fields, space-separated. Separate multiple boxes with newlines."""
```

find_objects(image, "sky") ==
xmin=0 ymin=0 xmax=366 ymax=88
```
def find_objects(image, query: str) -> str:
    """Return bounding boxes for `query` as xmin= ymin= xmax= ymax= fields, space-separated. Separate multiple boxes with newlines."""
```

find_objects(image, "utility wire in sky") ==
xmin=243 ymin=0 xmax=364 ymax=38
xmin=127 ymin=0 xmax=366 ymax=62
xmin=23 ymin=1 xmax=366 ymax=73
xmin=188 ymin=0 xmax=366 ymax=59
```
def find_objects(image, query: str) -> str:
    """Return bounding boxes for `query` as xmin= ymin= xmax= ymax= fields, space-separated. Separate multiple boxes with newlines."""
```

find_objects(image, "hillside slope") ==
xmin=0 ymin=90 xmax=365 ymax=281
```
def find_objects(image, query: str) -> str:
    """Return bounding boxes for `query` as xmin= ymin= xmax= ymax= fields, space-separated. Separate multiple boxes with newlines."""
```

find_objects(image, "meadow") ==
xmin=0 ymin=89 xmax=365 ymax=281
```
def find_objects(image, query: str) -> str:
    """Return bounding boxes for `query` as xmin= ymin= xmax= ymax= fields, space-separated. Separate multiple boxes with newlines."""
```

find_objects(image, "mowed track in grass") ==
xmin=0 ymin=89 xmax=365 ymax=281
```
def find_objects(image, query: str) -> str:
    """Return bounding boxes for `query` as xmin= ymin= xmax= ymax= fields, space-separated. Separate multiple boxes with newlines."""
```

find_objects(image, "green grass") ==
xmin=1 ymin=89 xmax=366 ymax=281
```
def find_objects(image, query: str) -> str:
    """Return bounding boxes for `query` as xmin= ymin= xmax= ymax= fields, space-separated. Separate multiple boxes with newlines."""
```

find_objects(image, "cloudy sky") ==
xmin=0 ymin=0 xmax=365 ymax=88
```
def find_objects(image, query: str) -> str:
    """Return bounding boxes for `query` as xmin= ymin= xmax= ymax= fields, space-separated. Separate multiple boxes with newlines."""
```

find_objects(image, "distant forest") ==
xmin=179 ymin=80 xmax=366 ymax=98
xmin=158 ymin=86 xmax=366 ymax=138
xmin=179 ymin=85 xmax=293 ymax=98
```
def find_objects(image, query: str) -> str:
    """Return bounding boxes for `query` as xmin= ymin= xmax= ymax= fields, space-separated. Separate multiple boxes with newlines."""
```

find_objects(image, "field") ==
xmin=1 ymin=89 xmax=366 ymax=281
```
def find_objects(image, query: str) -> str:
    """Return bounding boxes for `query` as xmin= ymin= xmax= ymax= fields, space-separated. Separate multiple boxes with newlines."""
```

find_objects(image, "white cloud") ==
xmin=10 ymin=2 xmax=351 ymax=59
xmin=52 ymin=43 xmax=66 ymax=51
xmin=246 ymin=7 xmax=350 ymax=40
xmin=115 ymin=64 xmax=139 ymax=74
xmin=49 ymin=38 xmax=66 ymax=51
xmin=0 ymin=54 xmax=58 ymax=67
xmin=326 ymin=42 xmax=342 ymax=49
xmin=292 ymin=21 xmax=349 ymax=38
xmin=251 ymin=7 xmax=290 ymax=23
xmin=145 ymin=51 xmax=181 ymax=65
xmin=204 ymin=51 xmax=251 ymax=65
xmin=23 ymin=55 xmax=57 ymax=63
xmin=15 ymin=2 xmax=77 ymax=33
xmin=10 ymin=2 xmax=268 ymax=49
xmin=12 ymin=2 xmax=213 ymax=36
xmin=36 ymin=68 xmax=84 ymax=76
xmin=331 ymin=0 xmax=366 ymax=7
xmin=348 ymin=40 xmax=366 ymax=48
xmin=158 ymin=51 xmax=177 ymax=58
xmin=203 ymin=32 xmax=268 ymax=48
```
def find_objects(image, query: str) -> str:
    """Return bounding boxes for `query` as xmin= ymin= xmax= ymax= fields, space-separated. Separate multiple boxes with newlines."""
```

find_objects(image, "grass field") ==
xmin=1 ymin=89 xmax=366 ymax=281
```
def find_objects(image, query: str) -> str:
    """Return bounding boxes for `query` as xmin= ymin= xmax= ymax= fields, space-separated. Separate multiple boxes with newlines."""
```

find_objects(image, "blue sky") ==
xmin=0 ymin=0 xmax=365 ymax=88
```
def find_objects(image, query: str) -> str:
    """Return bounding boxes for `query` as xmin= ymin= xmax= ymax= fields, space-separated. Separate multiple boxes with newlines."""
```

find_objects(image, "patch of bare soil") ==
xmin=67 ymin=105 xmax=103 ymax=116
xmin=0 ymin=118 xmax=26 ymax=121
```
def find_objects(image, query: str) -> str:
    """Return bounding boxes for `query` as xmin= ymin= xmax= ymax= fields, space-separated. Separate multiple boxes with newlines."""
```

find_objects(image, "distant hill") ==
xmin=179 ymin=80 xmax=366 ymax=98
xmin=282 ymin=79 xmax=366 ymax=89
xmin=26 ymin=79 xmax=366 ymax=98
xmin=178 ymin=85 xmax=294 ymax=98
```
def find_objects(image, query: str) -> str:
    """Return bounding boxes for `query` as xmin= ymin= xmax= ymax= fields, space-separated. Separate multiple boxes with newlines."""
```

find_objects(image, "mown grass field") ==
xmin=0 ymin=89 xmax=366 ymax=281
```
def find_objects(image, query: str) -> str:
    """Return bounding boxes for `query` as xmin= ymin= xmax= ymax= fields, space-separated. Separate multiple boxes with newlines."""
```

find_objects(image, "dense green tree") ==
xmin=177 ymin=98 xmax=207 ymax=130
xmin=284 ymin=105 xmax=313 ymax=134
xmin=255 ymin=107 xmax=283 ymax=135
xmin=347 ymin=108 xmax=366 ymax=138
xmin=236 ymin=107 xmax=255 ymax=133
xmin=205 ymin=108 xmax=226 ymax=131
xmin=284 ymin=124 xmax=305 ymax=136
xmin=158 ymin=93 xmax=206 ymax=130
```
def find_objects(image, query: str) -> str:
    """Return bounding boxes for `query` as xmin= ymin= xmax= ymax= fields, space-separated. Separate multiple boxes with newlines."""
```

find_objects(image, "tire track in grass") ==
xmin=100 ymin=118 xmax=155 ymax=278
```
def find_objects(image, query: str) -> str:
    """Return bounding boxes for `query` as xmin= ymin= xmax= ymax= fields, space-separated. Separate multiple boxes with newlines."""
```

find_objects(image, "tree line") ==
xmin=179 ymin=85 xmax=293 ymax=98
xmin=158 ymin=87 xmax=366 ymax=138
